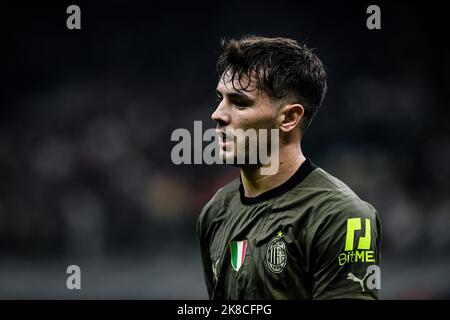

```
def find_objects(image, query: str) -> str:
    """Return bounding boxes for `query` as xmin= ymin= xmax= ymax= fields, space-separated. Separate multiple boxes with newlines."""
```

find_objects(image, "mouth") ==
xmin=216 ymin=130 xmax=233 ymax=147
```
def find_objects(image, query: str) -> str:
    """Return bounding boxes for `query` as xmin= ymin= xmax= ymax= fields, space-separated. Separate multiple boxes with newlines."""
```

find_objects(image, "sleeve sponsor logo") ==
xmin=339 ymin=218 xmax=375 ymax=266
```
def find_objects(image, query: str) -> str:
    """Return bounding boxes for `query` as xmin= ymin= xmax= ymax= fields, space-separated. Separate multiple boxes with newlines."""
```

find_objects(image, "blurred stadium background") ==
xmin=0 ymin=1 xmax=449 ymax=299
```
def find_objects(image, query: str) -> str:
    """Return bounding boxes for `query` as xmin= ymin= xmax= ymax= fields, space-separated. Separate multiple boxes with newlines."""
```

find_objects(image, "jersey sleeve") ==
xmin=308 ymin=198 xmax=382 ymax=300
xmin=196 ymin=206 xmax=215 ymax=299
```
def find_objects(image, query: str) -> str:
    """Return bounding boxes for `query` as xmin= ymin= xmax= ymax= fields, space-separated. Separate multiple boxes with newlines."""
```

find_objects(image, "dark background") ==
xmin=0 ymin=0 xmax=449 ymax=298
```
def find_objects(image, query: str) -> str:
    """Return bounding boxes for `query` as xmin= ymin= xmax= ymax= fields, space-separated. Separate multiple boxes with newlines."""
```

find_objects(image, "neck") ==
xmin=240 ymin=143 xmax=306 ymax=198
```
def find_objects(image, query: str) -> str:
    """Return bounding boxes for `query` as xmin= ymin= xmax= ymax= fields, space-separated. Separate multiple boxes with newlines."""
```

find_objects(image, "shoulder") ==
xmin=304 ymin=168 xmax=381 ymax=300
xmin=197 ymin=177 xmax=240 ymax=238
xmin=204 ymin=177 xmax=241 ymax=210
xmin=303 ymin=167 xmax=379 ymax=231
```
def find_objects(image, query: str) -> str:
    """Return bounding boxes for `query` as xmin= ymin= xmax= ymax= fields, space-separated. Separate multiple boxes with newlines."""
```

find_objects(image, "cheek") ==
xmin=246 ymin=110 xmax=276 ymax=130
xmin=237 ymin=106 xmax=274 ymax=127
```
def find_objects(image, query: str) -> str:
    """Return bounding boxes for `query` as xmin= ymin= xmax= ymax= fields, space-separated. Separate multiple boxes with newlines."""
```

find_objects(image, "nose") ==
xmin=211 ymin=101 xmax=230 ymax=127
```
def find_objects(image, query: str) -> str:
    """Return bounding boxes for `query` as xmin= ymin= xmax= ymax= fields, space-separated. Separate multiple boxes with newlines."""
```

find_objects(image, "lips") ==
xmin=216 ymin=130 xmax=233 ymax=146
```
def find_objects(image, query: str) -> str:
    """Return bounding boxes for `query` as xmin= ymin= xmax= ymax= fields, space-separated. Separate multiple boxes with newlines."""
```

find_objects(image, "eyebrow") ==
xmin=216 ymin=89 xmax=254 ymax=102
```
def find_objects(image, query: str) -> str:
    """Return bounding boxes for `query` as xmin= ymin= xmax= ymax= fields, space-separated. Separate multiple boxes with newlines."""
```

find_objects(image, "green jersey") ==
xmin=197 ymin=158 xmax=381 ymax=299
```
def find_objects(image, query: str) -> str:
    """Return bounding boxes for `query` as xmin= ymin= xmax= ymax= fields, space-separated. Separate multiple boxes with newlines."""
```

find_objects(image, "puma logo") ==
xmin=346 ymin=265 xmax=381 ymax=291
xmin=346 ymin=272 xmax=370 ymax=291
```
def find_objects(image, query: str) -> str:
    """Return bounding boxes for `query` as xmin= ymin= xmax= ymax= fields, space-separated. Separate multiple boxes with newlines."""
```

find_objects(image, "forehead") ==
xmin=216 ymin=71 xmax=259 ymax=96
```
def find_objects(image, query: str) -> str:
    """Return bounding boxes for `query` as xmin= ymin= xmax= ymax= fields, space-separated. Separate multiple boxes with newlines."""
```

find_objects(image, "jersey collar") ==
xmin=239 ymin=158 xmax=317 ymax=205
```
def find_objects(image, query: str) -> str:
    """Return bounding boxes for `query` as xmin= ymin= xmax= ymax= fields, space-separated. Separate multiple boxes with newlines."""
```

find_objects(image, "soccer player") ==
xmin=197 ymin=36 xmax=381 ymax=299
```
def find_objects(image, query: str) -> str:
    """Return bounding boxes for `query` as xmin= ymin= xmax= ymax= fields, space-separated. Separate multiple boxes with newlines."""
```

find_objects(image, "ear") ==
xmin=277 ymin=103 xmax=304 ymax=133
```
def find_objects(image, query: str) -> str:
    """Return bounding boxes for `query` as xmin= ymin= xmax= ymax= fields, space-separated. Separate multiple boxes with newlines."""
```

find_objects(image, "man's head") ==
xmin=212 ymin=36 xmax=327 ymax=167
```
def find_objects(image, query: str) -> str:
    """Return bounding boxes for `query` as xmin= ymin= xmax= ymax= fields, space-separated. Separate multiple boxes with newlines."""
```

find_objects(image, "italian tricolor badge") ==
xmin=230 ymin=240 xmax=248 ymax=271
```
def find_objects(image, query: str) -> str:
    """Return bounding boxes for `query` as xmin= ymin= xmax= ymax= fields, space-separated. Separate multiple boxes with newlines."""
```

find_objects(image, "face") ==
xmin=212 ymin=72 xmax=278 ymax=166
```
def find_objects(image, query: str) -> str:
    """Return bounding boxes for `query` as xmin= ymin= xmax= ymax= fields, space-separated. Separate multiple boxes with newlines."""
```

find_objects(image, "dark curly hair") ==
xmin=217 ymin=36 xmax=327 ymax=134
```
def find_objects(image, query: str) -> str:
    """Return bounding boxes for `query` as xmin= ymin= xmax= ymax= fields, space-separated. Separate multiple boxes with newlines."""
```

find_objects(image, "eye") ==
xmin=216 ymin=95 xmax=223 ymax=103
xmin=234 ymin=103 xmax=247 ymax=109
xmin=232 ymin=100 xmax=252 ymax=109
